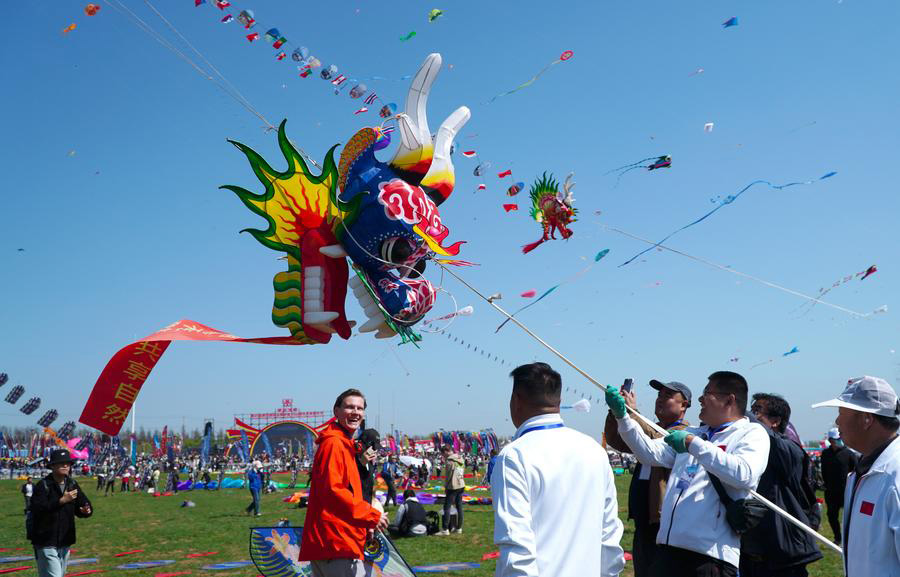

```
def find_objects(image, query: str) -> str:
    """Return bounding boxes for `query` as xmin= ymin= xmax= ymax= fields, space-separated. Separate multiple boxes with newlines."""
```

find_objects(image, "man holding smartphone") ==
xmin=299 ymin=389 xmax=389 ymax=577
xmin=29 ymin=449 xmax=93 ymax=577
xmin=604 ymin=379 xmax=691 ymax=577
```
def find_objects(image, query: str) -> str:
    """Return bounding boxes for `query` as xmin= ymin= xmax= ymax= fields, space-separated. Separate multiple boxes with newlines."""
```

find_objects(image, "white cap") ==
xmin=812 ymin=376 xmax=900 ymax=418
xmin=827 ymin=427 xmax=840 ymax=439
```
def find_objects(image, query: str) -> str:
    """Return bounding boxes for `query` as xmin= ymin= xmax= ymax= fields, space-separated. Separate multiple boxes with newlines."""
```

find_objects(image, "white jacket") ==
xmin=492 ymin=413 xmax=624 ymax=577
xmin=842 ymin=434 xmax=900 ymax=577
xmin=617 ymin=415 xmax=769 ymax=568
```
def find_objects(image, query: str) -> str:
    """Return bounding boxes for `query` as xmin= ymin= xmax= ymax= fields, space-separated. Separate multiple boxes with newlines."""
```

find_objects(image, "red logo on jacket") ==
xmin=860 ymin=501 xmax=875 ymax=516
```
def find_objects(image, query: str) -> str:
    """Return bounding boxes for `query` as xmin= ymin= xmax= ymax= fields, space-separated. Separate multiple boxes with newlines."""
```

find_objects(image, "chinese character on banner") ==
xmin=101 ymin=404 xmax=130 ymax=425
xmin=113 ymin=382 xmax=140 ymax=405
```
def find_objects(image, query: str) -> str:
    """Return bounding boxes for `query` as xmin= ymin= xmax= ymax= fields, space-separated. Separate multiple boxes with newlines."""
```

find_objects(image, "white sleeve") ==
xmin=890 ymin=485 xmax=900 ymax=567
xmin=393 ymin=503 xmax=406 ymax=526
xmin=617 ymin=415 xmax=676 ymax=469
xmin=687 ymin=424 xmax=770 ymax=490
xmin=492 ymin=452 xmax=538 ymax=577
xmin=600 ymin=455 xmax=625 ymax=577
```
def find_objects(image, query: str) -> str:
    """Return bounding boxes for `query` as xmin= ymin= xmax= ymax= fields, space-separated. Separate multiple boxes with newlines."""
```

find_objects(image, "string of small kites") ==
xmin=1 ymin=372 xmax=77 ymax=443
xmin=192 ymin=0 xmax=398 ymax=117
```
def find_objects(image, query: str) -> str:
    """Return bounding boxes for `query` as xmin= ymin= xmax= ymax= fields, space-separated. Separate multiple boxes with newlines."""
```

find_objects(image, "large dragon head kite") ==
xmin=223 ymin=53 xmax=470 ymax=345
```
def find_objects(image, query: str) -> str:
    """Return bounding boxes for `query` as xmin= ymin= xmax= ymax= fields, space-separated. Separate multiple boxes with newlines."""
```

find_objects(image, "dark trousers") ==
xmin=385 ymin=477 xmax=397 ymax=506
xmin=740 ymin=558 xmax=809 ymax=577
xmin=632 ymin=522 xmax=660 ymax=577
xmin=648 ymin=545 xmax=737 ymax=577
xmin=442 ymin=488 xmax=464 ymax=530
xmin=245 ymin=488 xmax=261 ymax=515
xmin=825 ymin=492 xmax=843 ymax=544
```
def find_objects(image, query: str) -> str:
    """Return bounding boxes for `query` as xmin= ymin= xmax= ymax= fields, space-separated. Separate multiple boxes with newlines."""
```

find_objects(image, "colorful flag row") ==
xmin=193 ymin=0 xmax=393 ymax=115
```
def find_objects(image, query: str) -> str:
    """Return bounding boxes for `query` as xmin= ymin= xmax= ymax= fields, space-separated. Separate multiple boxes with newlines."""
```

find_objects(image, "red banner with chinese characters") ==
xmin=79 ymin=320 xmax=306 ymax=435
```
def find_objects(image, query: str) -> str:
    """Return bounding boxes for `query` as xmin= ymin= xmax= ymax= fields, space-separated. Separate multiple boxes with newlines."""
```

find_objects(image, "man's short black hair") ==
xmin=874 ymin=414 xmax=900 ymax=432
xmin=334 ymin=388 xmax=367 ymax=409
xmin=708 ymin=371 xmax=748 ymax=414
xmin=752 ymin=393 xmax=791 ymax=434
xmin=510 ymin=362 xmax=562 ymax=406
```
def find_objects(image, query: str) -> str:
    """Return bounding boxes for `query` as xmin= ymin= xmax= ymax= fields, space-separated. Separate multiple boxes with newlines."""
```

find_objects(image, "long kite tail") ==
xmin=618 ymin=173 xmax=835 ymax=267
xmin=522 ymin=238 xmax=545 ymax=254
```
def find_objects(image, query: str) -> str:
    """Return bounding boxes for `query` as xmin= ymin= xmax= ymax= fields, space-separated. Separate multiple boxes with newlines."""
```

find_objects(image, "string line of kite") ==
xmin=486 ymin=50 xmax=573 ymax=104
xmin=604 ymin=225 xmax=884 ymax=318
xmin=618 ymin=172 xmax=838 ymax=267
xmin=106 ymin=0 xmax=322 ymax=167
xmin=495 ymin=249 xmax=609 ymax=332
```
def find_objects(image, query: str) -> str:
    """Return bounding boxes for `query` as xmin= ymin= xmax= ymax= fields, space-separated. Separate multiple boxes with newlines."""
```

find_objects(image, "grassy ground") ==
xmin=0 ymin=474 xmax=844 ymax=576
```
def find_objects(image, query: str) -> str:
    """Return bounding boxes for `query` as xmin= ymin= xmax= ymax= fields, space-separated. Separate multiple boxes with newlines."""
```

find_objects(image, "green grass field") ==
xmin=0 ymin=474 xmax=845 ymax=576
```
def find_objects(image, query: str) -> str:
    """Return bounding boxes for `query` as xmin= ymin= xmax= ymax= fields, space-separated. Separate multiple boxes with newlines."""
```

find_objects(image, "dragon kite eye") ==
xmin=380 ymin=237 xmax=414 ymax=266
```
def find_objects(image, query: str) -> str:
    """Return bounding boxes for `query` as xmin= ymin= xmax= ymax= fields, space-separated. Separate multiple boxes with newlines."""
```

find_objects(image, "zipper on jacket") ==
xmin=664 ymin=488 xmax=686 ymax=545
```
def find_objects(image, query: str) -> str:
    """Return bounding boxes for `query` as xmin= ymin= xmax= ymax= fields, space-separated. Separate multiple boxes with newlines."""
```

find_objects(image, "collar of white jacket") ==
xmin=514 ymin=412 xmax=565 ymax=439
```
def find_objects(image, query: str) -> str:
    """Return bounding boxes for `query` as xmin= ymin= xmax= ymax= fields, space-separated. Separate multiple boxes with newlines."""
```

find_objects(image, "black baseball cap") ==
xmin=650 ymin=380 xmax=692 ymax=407
xmin=48 ymin=449 xmax=74 ymax=465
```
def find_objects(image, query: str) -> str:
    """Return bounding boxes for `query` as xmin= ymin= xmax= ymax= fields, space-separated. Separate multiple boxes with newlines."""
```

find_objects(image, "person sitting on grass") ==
xmin=389 ymin=489 xmax=428 ymax=538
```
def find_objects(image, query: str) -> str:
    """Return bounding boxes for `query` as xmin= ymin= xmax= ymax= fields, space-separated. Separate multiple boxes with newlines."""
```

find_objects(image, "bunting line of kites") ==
xmin=795 ymin=265 xmax=878 ymax=315
xmin=0 ymin=372 xmax=75 ymax=437
xmin=192 ymin=0 xmax=398 ymax=117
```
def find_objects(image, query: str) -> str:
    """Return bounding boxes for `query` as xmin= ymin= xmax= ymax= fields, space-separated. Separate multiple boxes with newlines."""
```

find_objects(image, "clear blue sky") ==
xmin=2 ymin=0 xmax=898 ymax=441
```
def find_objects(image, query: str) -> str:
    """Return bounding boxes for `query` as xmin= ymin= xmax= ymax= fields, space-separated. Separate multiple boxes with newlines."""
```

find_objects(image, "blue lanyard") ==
xmin=517 ymin=423 xmax=564 ymax=439
xmin=702 ymin=421 xmax=735 ymax=440
xmin=664 ymin=419 xmax=684 ymax=430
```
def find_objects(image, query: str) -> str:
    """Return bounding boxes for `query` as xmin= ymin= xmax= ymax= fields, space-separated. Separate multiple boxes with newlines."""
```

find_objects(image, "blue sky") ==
xmin=2 ymin=0 xmax=898 ymax=441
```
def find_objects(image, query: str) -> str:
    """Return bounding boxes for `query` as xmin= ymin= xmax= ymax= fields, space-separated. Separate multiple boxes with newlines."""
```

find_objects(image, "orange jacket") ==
xmin=299 ymin=422 xmax=381 ymax=561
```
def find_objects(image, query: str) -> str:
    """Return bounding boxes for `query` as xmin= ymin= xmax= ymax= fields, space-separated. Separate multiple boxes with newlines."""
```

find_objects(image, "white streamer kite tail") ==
xmin=435 ymin=262 xmax=844 ymax=556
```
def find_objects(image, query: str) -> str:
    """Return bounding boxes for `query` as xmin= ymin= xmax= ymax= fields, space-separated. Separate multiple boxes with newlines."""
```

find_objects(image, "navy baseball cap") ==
xmin=650 ymin=380 xmax=692 ymax=407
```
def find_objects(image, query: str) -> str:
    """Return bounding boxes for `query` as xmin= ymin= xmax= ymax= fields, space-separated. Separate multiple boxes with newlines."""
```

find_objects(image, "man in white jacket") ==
xmin=812 ymin=375 xmax=900 ymax=577
xmin=492 ymin=362 xmax=625 ymax=577
xmin=606 ymin=371 xmax=769 ymax=577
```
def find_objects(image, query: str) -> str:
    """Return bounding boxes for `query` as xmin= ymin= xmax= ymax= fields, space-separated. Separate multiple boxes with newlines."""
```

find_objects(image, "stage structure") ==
xmin=227 ymin=399 xmax=329 ymax=459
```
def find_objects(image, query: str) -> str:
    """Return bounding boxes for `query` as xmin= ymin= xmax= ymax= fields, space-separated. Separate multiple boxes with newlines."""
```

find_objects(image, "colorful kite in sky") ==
xmin=224 ymin=53 xmax=469 ymax=343
xmin=522 ymin=173 xmax=576 ymax=254
xmin=400 ymin=31 xmax=417 ymax=42
xmin=619 ymin=172 xmax=838 ymax=267
xmin=605 ymin=155 xmax=671 ymax=187
xmin=487 ymin=50 xmax=573 ymax=104
xmin=723 ymin=17 xmax=738 ymax=28
xmin=428 ymin=9 xmax=444 ymax=22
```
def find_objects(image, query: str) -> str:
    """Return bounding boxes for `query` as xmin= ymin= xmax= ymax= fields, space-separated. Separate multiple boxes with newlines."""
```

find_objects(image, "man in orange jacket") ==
xmin=300 ymin=388 xmax=389 ymax=577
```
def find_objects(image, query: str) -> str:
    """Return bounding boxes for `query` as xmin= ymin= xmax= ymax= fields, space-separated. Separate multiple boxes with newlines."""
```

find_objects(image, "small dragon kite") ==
xmin=522 ymin=172 xmax=576 ymax=254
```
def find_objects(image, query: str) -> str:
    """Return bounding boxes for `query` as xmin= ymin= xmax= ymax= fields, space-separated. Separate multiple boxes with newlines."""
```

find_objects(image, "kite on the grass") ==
xmin=249 ymin=527 xmax=415 ymax=577
xmin=619 ymin=172 xmax=838 ymax=267
xmin=522 ymin=172 xmax=576 ymax=254
xmin=605 ymin=155 xmax=671 ymax=187
xmin=487 ymin=50 xmax=574 ymax=104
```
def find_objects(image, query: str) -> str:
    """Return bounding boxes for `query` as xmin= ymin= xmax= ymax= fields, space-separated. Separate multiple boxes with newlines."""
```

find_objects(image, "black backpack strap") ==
xmin=707 ymin=472 xmax=734 ymax=507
